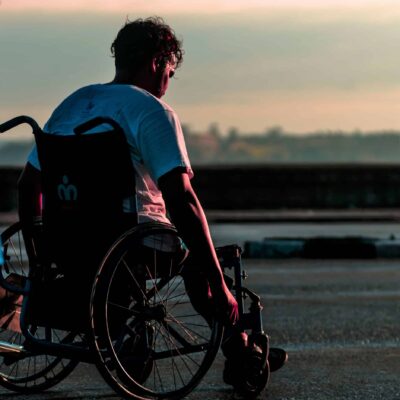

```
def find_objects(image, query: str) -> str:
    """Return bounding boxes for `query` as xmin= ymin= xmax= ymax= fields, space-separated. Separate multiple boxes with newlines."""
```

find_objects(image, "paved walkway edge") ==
xmin=244 ymin=237 xmax=400 ymax=258
xmin=3 ymin=211 xmax=400 ymax=259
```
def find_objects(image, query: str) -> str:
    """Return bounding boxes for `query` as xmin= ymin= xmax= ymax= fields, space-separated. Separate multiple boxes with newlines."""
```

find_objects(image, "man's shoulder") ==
xmin=118 ymin=86 xmax=177 ymax=119
xmin=67 ymin=83 xmax=174 ymax=109
xmin=121 ymin=86 xmax=174 ymax=111
xmin=64 ymin=83 xmax=146 ymax=100
xmin=48 ymin=84 xmax=178 ymax=129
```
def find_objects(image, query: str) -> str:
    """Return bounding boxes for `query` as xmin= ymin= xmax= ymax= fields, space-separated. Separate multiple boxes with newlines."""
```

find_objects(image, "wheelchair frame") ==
xmin=0 ymin=116 xmax=270 ymax=399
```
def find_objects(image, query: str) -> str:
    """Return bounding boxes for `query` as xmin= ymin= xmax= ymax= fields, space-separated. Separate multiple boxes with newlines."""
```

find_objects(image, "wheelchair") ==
xmin=0 ymin=116 xmax=273 ymax=399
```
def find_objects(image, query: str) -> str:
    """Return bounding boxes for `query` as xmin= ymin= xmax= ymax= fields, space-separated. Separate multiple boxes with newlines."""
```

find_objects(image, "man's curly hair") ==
xmin=111 ymin=17 xmax=184 ymax=71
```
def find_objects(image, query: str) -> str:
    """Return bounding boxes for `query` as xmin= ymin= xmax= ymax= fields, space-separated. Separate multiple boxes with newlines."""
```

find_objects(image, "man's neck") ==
xmin=111 ymin=69 xmax=157 ymax=96
xmin=111 ymin=70 xmax=138 ymax=85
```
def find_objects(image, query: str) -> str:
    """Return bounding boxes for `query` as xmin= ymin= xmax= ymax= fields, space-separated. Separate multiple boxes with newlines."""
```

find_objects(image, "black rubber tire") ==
xmin=90 ymin=222 xmax=224 ymax=400
xmin=0 ymin=222 xmax=79 ymax=393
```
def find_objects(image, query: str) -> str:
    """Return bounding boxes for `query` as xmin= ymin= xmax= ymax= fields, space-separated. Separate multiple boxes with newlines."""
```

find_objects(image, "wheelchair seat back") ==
xmin=28 ymin=117 xmax=137 ymax=331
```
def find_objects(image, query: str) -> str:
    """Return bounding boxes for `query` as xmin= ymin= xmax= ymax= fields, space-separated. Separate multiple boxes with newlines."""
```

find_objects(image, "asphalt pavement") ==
xmin=0 ymin=256 xmax=398 ymax=399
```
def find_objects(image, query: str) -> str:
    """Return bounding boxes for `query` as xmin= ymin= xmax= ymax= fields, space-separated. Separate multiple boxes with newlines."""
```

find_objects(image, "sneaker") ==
xmin=269 ymin=347 xmax=288 ymax=372
xmin=223 ymin=357 xmax=242 ymax=386
xmin=223 ymin=346 xmax=288 ymax=386
xmin=223 ymin=341 xmax=267 ymax=393
xmin=222 ymin=331 xmax=248 ymax=386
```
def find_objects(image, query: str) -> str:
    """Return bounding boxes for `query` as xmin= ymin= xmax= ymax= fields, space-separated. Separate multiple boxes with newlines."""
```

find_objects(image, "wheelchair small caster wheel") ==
xmin=236 ymin=333 xmax=270 ymax=398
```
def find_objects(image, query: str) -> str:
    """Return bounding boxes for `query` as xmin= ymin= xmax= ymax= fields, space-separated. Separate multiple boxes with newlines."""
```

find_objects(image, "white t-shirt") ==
xmin=27 ymin=83 xmax=193 ymax=225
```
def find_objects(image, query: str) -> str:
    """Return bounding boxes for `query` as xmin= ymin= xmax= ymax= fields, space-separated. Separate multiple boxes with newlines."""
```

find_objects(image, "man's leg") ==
xmin=182 ymin=259 xmax=287 ymax=387
xmin=181 ymin=262 xmax=213 ymax=325
xmin=181 ymin=259 xmax=251 ymax=385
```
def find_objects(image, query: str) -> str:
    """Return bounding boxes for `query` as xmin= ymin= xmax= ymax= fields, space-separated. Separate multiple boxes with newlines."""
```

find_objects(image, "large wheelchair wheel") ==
xmin=91 ymin=222 xmax=224 ymax=400
xmin=0 ymin=222 xmax=79 ymax=393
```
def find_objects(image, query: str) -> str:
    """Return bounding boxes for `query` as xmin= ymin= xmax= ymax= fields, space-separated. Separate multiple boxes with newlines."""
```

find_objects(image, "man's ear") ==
xmin=151 ymin=57 xmax=158 ymax=73
xmin=151 ymin=57 xmax=158 ymax=74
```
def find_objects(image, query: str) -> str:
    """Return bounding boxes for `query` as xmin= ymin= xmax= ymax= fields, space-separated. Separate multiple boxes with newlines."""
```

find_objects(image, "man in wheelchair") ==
xmin=17 ymin=17 xmax=285 ymax=394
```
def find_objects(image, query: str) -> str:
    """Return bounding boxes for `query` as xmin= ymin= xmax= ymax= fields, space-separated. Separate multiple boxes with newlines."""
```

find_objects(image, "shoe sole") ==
xmin=269 ymin=347 xmax=288 ymax=372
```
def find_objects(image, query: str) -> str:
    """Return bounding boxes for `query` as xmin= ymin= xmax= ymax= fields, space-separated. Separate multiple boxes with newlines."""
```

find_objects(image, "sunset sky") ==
xmin=2 ymin=0 xmax=400 ymax=139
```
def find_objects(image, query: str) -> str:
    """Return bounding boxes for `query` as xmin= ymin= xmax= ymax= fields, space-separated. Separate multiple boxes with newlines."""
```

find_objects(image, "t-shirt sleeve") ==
xmin=137 ymin=109 xmax=193 ymax=183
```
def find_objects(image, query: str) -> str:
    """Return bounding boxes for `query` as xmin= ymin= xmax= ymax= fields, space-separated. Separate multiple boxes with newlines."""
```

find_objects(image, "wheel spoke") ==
xmin=91 ymin=225 xmax=223 ymax=398
xmin=0 ymin=224 xmax=79 ymax=392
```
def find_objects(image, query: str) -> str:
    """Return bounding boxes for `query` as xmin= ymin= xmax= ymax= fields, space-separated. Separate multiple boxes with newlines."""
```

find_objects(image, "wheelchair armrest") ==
xmin=215 ymin=244 xmax=243 ymax=270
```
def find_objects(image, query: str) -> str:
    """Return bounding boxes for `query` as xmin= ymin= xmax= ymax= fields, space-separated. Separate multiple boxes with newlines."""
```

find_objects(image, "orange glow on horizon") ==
xmin=2 ymin=0 xmax=399 ymax=13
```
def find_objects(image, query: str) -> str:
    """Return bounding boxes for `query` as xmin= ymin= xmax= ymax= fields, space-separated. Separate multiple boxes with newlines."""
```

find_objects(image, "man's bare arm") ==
xmin=158 ymin=168 xmax=238 ymax=325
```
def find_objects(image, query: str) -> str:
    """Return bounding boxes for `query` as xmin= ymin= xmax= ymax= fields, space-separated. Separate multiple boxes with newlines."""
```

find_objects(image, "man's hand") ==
xmin=182 ymin=266 xmax=239 ymax=327
xmin=212 ymin=282 xmax=239 ymax=327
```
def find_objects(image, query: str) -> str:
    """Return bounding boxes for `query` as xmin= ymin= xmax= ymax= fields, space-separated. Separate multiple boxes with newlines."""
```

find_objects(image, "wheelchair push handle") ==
xmin=0 ymin=115 xmax=41 ymax=134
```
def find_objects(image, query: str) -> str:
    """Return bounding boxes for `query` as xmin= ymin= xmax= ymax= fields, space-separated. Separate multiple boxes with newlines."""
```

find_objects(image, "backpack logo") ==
xmin=57 ymin=175 xmax=78 ymax=201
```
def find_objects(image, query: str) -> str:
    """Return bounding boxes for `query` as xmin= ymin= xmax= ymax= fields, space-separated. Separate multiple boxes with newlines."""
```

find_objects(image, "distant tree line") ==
xmin=182 ymin=124 xmax=400 ymax=164
xmin=2 ymin=124 xmax=400 ymax=167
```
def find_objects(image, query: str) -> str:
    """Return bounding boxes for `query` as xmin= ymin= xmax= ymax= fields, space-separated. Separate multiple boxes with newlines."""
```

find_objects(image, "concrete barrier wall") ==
xmin=191 ymin=164 xmax=400 ymax=210
xmin=2 ymin=164 xmax=400 ymax=212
